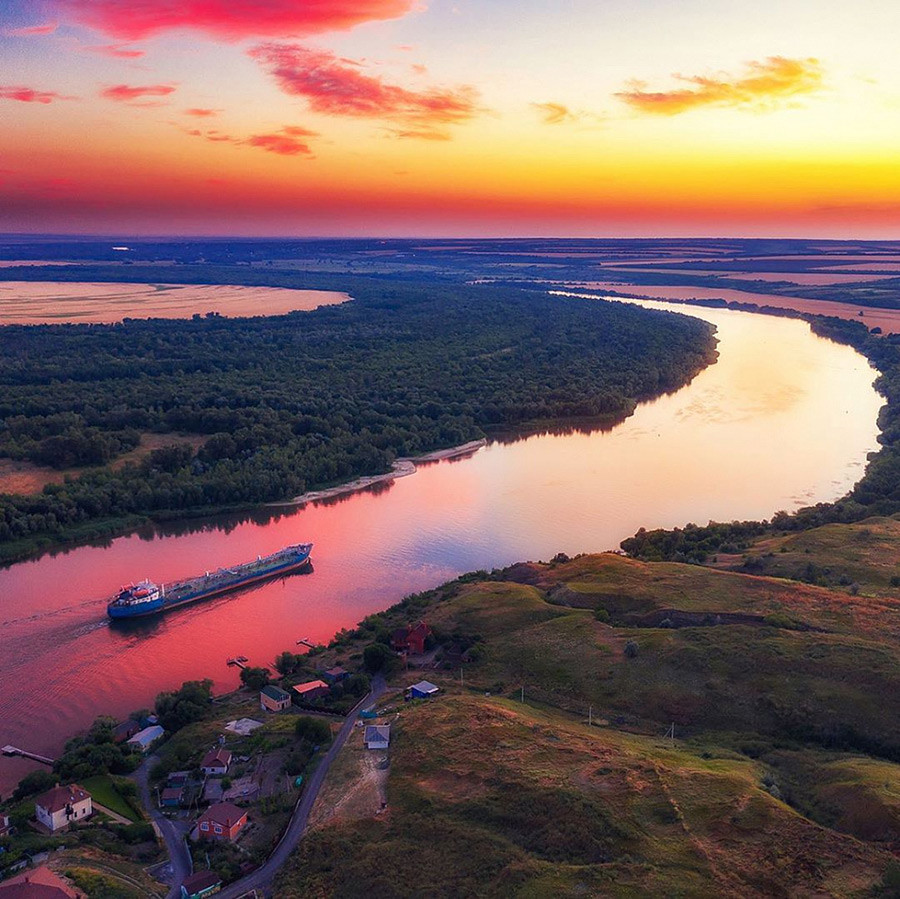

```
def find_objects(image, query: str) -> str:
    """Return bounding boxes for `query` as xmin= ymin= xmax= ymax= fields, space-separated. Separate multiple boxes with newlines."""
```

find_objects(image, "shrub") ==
xmin=624 ymin=641 xmax=639 ymax=659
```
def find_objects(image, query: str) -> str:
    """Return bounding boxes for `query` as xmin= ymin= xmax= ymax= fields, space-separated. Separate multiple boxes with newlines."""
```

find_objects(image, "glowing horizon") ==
xmin=1 ymin=0 xmax=899 ymax=238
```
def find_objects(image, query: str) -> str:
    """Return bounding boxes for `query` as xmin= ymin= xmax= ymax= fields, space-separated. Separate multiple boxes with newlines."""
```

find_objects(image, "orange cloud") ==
xmin=184 ymin=108 xmax=221 ymax=117
xmin=101 ymin=84 xmax=177 ymax=103
xmin=531 ymin=102 xmax=575 ymax=125
xmin=616 ymin=56 xmax=824 ymax=115
xmin=52 ymin=0 xmax=416 ymax=41
xmin=0 ymin=85 xmax=75 ymax=103
xmin=250 ymin=43 xmax=480 ymax=137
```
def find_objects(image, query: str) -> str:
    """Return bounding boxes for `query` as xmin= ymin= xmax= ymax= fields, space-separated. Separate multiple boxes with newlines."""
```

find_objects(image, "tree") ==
xmin=12 ymin=770 xmax=56 ymax=801
xmin=155 ymin=679 xmax=213 ymax=731
xmin=274 ymin=651 xmax=300 ymax=677
xmin=363 ymin=643 xmax=394 ymax=673
xmin=240 ymin=666 xmax=270 ymax=691
xmin=295 ymin=716 xmax=332 ymax=744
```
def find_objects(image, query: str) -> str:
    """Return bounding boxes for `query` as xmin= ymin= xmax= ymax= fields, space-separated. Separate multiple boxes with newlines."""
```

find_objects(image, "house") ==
xmin=201 ymin=748 xmax=232 ymax=776
xmin=195 ymin=802 xmax=247 ymax=842
xmin=292 ymin=680 xmax=329 ymax=702
xmin=127 ymin=724 xmax=164 ymax=753
xmin=180 ymin=871 xmax=222 ymax=899
xmin=0 ymin=866 xmax=82 ymax=898
xmin=260 ymin=685 xmax=292 ymax=712
xmin=364 ymin=724 xmax=391 ymax=750
xmin=320 ymin=666 xmax=348 ymax=684
xmin=112 ymin=719 xmax=140 ymax=744
xmin=167 ymin=771 xmax=190 ymax=787
xmin=391 ymin=620 xmax=431 ymax=655
xmin=160 ymin=786 xmax=184 ymax=808
xmin=0 ymin=813 xmax=10 ymax=837
xmin=34 ymin=784 xmax=92 ymax=833
xmin=408 ymin=680 xmax=440 ymax=700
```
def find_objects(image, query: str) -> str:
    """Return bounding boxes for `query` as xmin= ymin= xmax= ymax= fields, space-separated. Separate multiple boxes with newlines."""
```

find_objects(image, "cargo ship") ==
xmin=106 ymin=542 xmax=312 ymax=619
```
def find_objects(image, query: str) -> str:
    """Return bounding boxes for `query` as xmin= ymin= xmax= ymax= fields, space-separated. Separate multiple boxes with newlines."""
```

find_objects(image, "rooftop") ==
xmin=261 ymin=684 xmax=291 ymax=700
xmin=293 ymin=679 xmax=328 ymax=695
xmin=410 ymin=680 xmax=440 ymax=694
xmin=201 ymin=802 xmax=246 ymax=828
xmin=201 ymin=747 xmax=232 ymax=768
xmin=181 ymin=871 xmax=222 ymax=893
xmin=364 ymin=724 xmax=391 ymax=743
xmin=35 ymin=784 xmax=90 ymax=814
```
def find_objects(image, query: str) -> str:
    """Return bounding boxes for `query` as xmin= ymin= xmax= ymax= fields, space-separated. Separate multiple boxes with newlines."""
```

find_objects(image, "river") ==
xmin=0 ymin=297 xmax=882 ymax=791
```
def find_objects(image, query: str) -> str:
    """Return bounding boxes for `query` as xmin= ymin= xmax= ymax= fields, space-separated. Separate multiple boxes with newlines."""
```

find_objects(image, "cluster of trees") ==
xmin=0 ymin=275 xmax=715 ymax=554
xmin=154 ymin=679 xmax=213 ymax=732
xmin=623 ymin=317 xmax=900 ymax=563
xmin=53 ymin=716 xmax=143 ymax=782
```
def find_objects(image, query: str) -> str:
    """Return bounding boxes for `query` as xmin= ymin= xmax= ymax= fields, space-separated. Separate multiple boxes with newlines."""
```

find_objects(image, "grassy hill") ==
xmin=279 ymin=549 xmax=900 ymax=896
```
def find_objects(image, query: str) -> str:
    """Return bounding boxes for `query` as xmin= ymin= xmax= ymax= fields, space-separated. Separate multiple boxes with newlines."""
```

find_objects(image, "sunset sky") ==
xmin=1 ymin=0 xmax=898 ymax=237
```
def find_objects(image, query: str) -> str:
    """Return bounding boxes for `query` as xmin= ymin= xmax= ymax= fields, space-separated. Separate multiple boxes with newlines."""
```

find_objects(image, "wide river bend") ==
xmin=0 ymin=297 xmax=882 ymax=790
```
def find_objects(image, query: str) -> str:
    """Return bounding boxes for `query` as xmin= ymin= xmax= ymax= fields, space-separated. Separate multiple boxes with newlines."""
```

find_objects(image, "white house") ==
xmin=35 ymin=783 xmax=92 ymax=833
xmin=364 ymin=724 xmax=391 ymax=750
xmin=201 ymin=747 xmax=232 ymax=776
xmin=127 ymin=724 xmax=164 ymax=753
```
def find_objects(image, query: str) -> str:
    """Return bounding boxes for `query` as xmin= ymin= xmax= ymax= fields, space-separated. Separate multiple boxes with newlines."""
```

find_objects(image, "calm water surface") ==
xmin=0 ymin=298 xmax=882 ymax=790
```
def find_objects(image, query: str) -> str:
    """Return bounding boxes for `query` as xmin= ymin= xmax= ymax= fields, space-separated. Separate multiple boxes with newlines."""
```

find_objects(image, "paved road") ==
xmin=132 ymin=755 xmax=193 ymax=899
xmin=216 ymin=675 xmax=387 ymax=899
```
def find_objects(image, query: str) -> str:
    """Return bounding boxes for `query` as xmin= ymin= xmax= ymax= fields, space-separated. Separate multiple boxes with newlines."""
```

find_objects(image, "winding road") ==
xmin=131 ymin=755 xmax=193 ymax=899
xmin=151 ymin=675 xmax=387 ymax=899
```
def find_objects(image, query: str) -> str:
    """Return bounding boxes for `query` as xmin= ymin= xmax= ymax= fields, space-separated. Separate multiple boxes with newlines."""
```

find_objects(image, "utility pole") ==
xmin=520 ymin=685 xmax=524 ymax=703
xmin=460 ymin=668 xmax=464 ymax=686
xmin=589 ymin=705 xmax=592 ymax=727
xmin=666 ymin=722 xmax=675 ymax=744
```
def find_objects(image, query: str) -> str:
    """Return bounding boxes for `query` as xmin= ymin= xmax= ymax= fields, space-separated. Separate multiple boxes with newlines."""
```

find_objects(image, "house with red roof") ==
xmin=195 ymin=802 xmax=247 ymax=842
xmin=34 ymin=784 xmax=92 ymax=833
xmin=200 ymin=748 xmax=232 ymax=777
xmin=391 ymin=620 xmax=431 ymax=655
xmin=0 ymin=866 xmax=82 ymax=898
xmin=292 ymin=680 xmax=329 ymax=702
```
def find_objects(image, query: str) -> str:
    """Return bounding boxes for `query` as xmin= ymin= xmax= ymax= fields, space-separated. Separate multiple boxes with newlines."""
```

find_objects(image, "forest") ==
xmin=0 ymin=278 xmax=715 ymax=560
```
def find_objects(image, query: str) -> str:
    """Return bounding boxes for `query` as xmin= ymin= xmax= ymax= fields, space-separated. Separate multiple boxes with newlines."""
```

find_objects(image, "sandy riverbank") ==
xmin=271 ymin=439 xmax=488 ymax=508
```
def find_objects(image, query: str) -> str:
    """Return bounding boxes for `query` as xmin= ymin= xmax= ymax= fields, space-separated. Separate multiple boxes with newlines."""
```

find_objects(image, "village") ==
xmin=0 ymin=617 xmax=449 ymax=899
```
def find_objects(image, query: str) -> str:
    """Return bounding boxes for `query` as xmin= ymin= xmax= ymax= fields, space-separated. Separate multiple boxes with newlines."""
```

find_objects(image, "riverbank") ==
xmin=272 ymin=440 xmax=488 ymax=508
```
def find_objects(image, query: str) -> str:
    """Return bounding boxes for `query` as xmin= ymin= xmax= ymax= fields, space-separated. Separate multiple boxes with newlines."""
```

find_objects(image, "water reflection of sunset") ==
xmin=0 ymin=300 xmax=881 ymax=790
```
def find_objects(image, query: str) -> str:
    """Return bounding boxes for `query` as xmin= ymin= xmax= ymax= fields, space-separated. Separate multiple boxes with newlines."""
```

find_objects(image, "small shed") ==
xmin=160 ymin=786 xmax=184 ymax=808
xmin=408 ymin=680 xmax=440 ymax=700
xmin=260 ymin=684 xmax=292 ymax=712
xmin=181 ymin=870 xmax=223 ymax=898
xmin=127 ymin=724 xmax=165 ymax=753
xmin=320 ymin=666 xmax=348 ymax=684
xmin=113 ymin=719 xmax=140 ymax=744
xmin=364 ymin=724 xmax=391 ymax=750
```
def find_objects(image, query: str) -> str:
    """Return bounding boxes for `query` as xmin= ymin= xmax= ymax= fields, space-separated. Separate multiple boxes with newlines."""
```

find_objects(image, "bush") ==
xmin=155 ymin=680 xmax=212 ymax=732
xmin=295 ymin=717 xmax=332 ymax=744
xmin=594 ymin=608 xmax=610 ymax=623
xmin=624 ymin=641 xmax=639 ymax=659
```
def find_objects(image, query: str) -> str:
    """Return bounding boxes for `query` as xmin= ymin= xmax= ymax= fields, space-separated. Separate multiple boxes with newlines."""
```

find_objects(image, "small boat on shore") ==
xmin=107 ymin=543 xmax=312 ymax=619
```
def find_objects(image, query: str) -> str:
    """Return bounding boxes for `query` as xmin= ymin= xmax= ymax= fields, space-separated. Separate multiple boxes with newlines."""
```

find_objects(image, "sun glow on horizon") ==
xmin=1 ymin=0 xmax=899 ymax=237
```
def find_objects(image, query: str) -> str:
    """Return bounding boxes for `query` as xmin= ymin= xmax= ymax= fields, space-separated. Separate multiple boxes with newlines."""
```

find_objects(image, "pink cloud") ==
xmin=101 ymin=83 xmax=177 ymax=103
xmin=181 ymin=124 xmax=318 ymax=156
xmin=184 ymin=107 xmax=221 ymax=117
xmin=52 ymin=0 xmax=416 ymax=41
xmin=84 ymin=43 xmax=146 ymax=58
xmin=616 ymin=56 xmax=824 ymax=115
xmin=0 ymin=85 xmax=75 ymax=103
xmin=249 ymin=43 xmax=480 ymax=136
xmin=2 ymin=22 xmax=58 ymax=36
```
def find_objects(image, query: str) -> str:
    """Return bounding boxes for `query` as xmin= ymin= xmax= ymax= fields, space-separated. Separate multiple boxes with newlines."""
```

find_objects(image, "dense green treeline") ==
xmin=623 ymin=315 xmax=900 ymax=562
xmin=0 ymin=279 xmax=715 ymax=558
